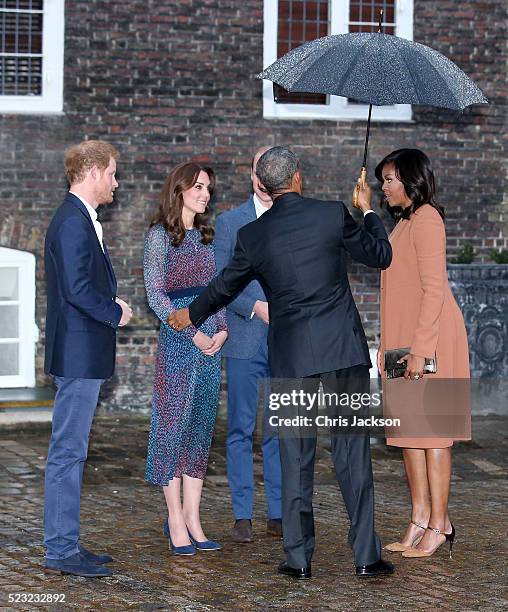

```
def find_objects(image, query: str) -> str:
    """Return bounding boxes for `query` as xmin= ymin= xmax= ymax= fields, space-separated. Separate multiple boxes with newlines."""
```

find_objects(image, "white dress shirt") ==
xmin=249 ymin=193 xmax=272 ymax=319
xmin=253 ymin=192 xmax=271 ymax=218
xmin=69 ymin=191 xmax=105 ymax=252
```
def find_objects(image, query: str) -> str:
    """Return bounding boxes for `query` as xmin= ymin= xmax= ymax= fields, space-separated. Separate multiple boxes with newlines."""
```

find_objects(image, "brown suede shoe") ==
xmin=231 ymin=519 xmax=254 ymax=543
xmin=267 ymin=518 xmax=283 ymax=538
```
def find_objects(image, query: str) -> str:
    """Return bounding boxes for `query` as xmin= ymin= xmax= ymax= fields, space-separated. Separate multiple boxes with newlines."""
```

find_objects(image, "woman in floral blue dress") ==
xmin=144 ymin=162 xmax=228 ymax=555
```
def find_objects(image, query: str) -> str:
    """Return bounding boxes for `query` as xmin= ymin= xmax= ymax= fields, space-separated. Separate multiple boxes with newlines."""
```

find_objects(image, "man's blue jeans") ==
xmin=43 ymin=376 xmax=104 ymax=560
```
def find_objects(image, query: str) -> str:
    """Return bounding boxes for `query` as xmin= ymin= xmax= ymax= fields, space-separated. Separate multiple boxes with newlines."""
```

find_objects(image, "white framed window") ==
xmin=0 ymin=0 xmax=64 ymax=114
xmin=263 ymin=0 xmax=413 ymax=121
xmin=0 ymin=247 xmax=39 ymax=388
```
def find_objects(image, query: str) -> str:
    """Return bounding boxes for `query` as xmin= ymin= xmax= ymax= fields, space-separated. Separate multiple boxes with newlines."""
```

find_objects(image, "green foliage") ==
xmin=489 ymin=249 xmax=508 ymax=264
xmin=450 ymin=242 xmax=475 ymax=264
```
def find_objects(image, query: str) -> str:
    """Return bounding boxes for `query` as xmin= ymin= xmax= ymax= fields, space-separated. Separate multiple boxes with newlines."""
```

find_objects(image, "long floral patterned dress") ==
xmin=144 ymin=224 xmax=227 ymax=485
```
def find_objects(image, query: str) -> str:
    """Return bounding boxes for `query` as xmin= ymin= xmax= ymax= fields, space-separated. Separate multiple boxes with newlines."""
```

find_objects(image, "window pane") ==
xmin=1 ymin=2 xmax=43 ymax=9
xmin=1 ymin=12 xmax=43 ymax=54
xmin=0 ymin=1 xmax=44 ymax=96
xmin=0 ymin=268 xmax=18 ymax=300
xmin=279 ymin=0 xmax=290 ymax=19
xmin=349 ymin=23 xmax=395 ymax=34
xmin=0 ymin=342 xmax=19 ymax=376
xmin=0 ymin=305 xmax=19 ymax=338
xmin=276 ymin=0 xmax=329 ymax=105
xmin=349 ymin=0 xmax=396 ymax=30
xmin=0 ymin=55 xmax=42 ymax=94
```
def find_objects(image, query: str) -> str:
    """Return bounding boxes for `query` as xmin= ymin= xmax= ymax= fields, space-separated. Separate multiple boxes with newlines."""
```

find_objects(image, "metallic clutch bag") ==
xmin=384 ymin=347 xmax=437 ymax=379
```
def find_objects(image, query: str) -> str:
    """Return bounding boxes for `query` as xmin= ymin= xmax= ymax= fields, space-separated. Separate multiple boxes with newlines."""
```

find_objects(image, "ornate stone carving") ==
xmin=448 ymin=264 xmax=508 ymax=378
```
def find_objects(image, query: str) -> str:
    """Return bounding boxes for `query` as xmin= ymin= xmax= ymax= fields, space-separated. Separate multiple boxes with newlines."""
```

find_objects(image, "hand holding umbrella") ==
xmin=352 ymin=172 xmax=372 ymax=214
xmin=352 ymin=167 xmax=368 ymax=210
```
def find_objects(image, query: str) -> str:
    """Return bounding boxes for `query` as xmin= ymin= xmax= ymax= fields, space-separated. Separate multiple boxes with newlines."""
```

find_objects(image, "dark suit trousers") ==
xmin=278 ymin=364 xmax=381 ymax=568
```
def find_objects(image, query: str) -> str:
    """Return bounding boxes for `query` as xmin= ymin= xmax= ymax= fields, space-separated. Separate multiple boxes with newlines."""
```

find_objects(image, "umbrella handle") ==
xmin=352 ymin=167 xmax=367 ymax=209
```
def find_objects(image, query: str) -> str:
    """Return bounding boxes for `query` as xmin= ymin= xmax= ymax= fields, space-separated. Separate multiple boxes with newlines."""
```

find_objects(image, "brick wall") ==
xmin=0 ymin=0 xmax=506 ymax=408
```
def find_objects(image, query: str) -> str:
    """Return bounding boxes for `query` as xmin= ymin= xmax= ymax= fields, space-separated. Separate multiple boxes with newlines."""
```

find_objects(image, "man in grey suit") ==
xmin=214 ymin=147 xmax=282 ymax=543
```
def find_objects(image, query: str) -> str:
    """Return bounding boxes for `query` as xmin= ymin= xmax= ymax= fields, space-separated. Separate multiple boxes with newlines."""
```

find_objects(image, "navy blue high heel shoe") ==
xmin=162 ymin=519 xmax=196 ymax=556
xmin=187 ymin=529 xmax=222 ymax=551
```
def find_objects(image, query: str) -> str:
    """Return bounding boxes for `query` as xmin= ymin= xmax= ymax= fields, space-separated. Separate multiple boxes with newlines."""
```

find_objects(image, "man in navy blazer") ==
xmin=169 ymin=146 xmax=395 ymax=580
xmin=214 ymin=147 xmax=282 ymax=543
xmin=43 ymin=140 xmax=132 ymax=577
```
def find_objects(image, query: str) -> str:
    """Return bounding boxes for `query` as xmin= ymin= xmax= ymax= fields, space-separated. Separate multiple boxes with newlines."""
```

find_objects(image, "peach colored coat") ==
xmin=379 ymin=204 xmax=471 ymax=448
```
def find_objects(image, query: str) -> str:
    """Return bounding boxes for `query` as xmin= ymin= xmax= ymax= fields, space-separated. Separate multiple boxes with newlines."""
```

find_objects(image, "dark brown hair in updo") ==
xmin=374 ymin=148 xmax=445 ymax=223
xmin=150 ymin=162 xmax=215 ymax=246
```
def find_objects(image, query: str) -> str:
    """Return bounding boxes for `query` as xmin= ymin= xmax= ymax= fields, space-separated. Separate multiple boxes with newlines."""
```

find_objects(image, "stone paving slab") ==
xmin=0 ymin=409 xmax=507 ymax=611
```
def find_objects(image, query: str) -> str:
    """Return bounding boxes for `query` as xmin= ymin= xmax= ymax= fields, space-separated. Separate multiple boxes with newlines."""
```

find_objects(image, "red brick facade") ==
xmin=0 ymin=1 xmax=505 ymax=407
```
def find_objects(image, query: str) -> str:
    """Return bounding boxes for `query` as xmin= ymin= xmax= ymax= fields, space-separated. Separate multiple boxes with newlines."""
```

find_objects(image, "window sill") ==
xmin=263 ymin=112 xmax=414 ymax=123
xmin=0 ymin=109 xmax=65 ymax=116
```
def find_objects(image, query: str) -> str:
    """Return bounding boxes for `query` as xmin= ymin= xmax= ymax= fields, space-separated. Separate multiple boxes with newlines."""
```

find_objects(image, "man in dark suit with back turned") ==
xmin=168 ymin=146 xmax=394 ymax=579
xmin=43 ymin=140 xmax=132 ymax=577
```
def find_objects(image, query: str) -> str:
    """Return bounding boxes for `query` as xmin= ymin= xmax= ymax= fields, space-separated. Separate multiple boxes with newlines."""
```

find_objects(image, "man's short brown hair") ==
xmin=64 ymin=140 xmax=119 ymax=185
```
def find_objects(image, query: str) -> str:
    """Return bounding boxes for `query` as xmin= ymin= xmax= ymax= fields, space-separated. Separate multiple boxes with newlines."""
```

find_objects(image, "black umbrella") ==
xmin=257 ymin=11 xmax=488 ymax=204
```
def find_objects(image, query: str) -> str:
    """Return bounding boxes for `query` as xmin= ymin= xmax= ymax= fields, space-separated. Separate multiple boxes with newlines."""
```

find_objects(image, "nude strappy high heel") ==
xmin=402 ymin=523 xmax=455 ymax=558
xmin=384 ymin=520 xmax=427 ymax=552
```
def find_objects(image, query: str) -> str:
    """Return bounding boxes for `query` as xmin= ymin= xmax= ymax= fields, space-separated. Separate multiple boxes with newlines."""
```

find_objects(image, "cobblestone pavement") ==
xmin=0 ymin=404 xmax=507 ymax=611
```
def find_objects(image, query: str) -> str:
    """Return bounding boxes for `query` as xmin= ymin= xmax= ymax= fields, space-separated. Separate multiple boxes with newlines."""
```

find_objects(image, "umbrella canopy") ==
xmin=258 ymin=32 xmax=488 ymax=110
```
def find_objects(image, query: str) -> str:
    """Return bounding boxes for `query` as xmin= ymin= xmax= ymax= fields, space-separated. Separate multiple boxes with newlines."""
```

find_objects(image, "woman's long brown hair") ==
xmin=150 ymin=162 xmax=215 ymax=246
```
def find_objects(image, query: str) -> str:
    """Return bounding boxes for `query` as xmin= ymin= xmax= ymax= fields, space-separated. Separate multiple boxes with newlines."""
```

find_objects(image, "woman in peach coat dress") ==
xmin=361 ymin=148 xmax=470 ymax=559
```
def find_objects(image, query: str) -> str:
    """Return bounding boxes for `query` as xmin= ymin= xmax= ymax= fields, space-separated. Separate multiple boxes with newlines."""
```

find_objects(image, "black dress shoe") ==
xmin=232 ymin=519 xmax=254 ymax=543
xmin=356 ymin=558 xmax=395 ymax=577
xmin=278 ymin=560 xmax=312 ymax=580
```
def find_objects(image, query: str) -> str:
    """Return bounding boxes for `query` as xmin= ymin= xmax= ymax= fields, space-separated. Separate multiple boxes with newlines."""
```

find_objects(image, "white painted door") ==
xmin=0 ymin=247 xmax=38 ymax=387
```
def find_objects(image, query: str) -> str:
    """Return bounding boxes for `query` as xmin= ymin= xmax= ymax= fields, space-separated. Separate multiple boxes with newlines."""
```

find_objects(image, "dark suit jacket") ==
xmin=190 ymin=192 xmax=392 ymax=378
xmin=214 ymin=196 xmax=268 ymax=359
xmin=44 ymin=193 xmax=122 ymax=378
